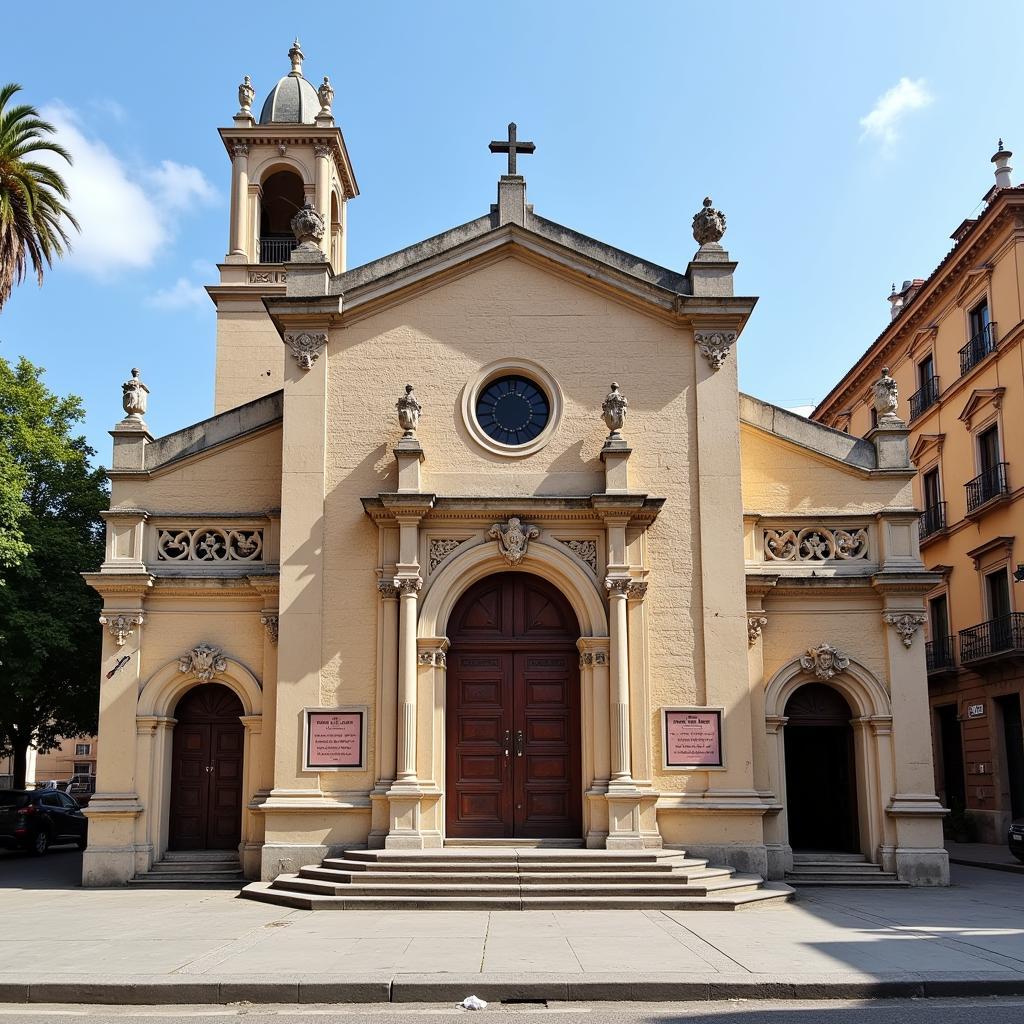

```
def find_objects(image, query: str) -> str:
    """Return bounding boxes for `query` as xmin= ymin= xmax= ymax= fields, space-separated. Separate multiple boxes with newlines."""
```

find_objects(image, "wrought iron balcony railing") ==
xmin=959 ymin=322 xmax=998 ymax=376
xmin=965 ymin=463 xmax=1009 ymax=513
xmin=259 ymin=236 xmax=298 ymax=263
xmin=926 ymin=635 xmax=957 ymax=673
xmin=959 ymin=613 xmax=1024 ymax=663
xmin=909 ymin=375 xmax=941 ymax=420
xmin=918 ymin=502 xmax=946 ymax=541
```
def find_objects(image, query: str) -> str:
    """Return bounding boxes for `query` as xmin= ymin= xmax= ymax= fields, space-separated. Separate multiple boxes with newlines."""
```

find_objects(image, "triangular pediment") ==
xmin=911 ymin=433 xmax=945 ymax=463
xmin=953 ymin=263 xmax=993 ymax=306
xmin=958 ymin=387 xmax=1005 ymax=426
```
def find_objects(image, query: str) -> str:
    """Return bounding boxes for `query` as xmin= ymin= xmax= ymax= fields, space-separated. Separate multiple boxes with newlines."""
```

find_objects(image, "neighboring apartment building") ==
xmin=32 ymin=737 xmax=99 ymax=795
xmin=813 ymin=144 xmax=1024 ymax=842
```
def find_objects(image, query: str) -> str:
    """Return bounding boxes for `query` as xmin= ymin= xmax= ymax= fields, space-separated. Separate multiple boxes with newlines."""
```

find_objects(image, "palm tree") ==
xmin=0 ymin=83 xmax=79 ymax=310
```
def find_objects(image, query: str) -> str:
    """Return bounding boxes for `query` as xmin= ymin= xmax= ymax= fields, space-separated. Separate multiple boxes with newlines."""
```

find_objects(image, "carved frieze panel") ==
xmin=558 ymin=538 xmax=598 ymax=574
xmin=763 ymin=526 xmax=868 ymax=562
xmin=428 ymin=538 xmax=468 ymax=572
xmin=157 ymin=527 xmax=264 ymax=563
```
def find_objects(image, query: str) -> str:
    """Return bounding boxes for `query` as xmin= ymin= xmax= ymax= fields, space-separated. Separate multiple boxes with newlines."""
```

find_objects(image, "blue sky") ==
xmin=2 ymin=1 xmax=1023 ymax=461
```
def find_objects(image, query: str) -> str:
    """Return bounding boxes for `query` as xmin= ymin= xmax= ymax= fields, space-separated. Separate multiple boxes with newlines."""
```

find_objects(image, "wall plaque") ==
xmin=966 ymin=702 xmax=985 ymax=719
xmin=303 ymin=707 xmax=366 ymax=771
xmin=662 ymin=707 xmax=724 ymax=770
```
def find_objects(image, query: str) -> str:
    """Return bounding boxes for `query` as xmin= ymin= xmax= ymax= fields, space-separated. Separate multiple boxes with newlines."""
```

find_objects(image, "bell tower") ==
xmin=208 ymin=40 xmax=359 ymax=413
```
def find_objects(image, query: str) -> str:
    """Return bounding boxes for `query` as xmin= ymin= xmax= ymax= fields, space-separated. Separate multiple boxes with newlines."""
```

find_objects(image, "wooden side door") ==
xmin=207 ymin=720 xmax=244 ymax=849
xmin=168 ymin=722 xmax=212 ymax=850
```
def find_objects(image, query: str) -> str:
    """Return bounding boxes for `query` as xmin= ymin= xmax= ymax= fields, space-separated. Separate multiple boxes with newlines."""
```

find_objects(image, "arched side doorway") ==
xmin=168 ymin=684 xmax=245 ymax=851
xmin=446 ymin=572 xmax=582 ymax=839
xmin=783 ymin=683 xmax=859 ymax=853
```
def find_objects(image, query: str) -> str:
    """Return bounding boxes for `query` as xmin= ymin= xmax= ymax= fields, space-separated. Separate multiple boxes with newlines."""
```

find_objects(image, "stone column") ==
xmin=605 ymin=577 xmax=633 ymax=784
xmin=228 ymin=142 xmax=249 ymax=260
xmin=578 ymin=639 xmax=610 ymax=848
xmin=239 ymin=715 xmax=263 ymax=879
xmin=394 ymin=576 xmax=422 ymax=783
xmin=314 ymin=143 xmax=331 ymax=257
xmin=369 ymin=580 xmax=399 ymax=848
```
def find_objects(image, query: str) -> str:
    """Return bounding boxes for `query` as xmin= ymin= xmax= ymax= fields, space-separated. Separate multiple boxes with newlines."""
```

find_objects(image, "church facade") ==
xmin=82 ymin=43 xmax=950 ymax=890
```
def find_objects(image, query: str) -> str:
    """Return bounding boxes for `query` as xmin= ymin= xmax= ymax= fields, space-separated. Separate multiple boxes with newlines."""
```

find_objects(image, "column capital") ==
xmin=377 ymin=579 xmax=399 ymax=600
xmin=99 ymin=612 xmax=144 ymax=648
xmin=604 ymin=576 xmax=631 ymax=597
xmin=747 ymin=614 xmax=768 ymax=646
xmin=393 ymin=575 xmax=423 ymax=594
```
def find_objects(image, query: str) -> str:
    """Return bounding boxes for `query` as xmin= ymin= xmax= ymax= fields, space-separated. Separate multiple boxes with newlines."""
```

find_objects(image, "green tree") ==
xmin=0 ymin=356 xmax=107 ymax=788
xmin=0 ymin=83 xmax=79 ymax=310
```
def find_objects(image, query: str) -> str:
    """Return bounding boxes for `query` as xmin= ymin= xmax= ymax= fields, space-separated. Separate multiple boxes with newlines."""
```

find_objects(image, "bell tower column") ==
xmin=227 ymin=142 xmax=250 ymax=261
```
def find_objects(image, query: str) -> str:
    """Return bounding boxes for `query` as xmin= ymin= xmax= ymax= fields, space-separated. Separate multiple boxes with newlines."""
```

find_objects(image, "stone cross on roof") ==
xmin=489 ymin=122 xmax=535 ymax=177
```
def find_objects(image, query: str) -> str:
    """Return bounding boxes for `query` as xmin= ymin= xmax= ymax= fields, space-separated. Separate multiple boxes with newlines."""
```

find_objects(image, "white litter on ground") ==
xmin=460 ymin=994 xmax=488 ymax=1010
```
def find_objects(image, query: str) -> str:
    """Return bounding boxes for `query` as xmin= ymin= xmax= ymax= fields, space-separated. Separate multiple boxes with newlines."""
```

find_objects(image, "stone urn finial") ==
xmin=237 ymin=74 xmax=254 ymax=117
xmin=692 ymin=196 xmax=727 ymax=247
xmin=121 ymin=367 xmax=149 ymax=422
xmin=602 ymin=382 xmax=628 ymax=440
xmin=290 ymin=199 xmax=326 ymax=249
xmin=318 ymin=76 xmax=334 ymax=117
xmin=396 ymin=384 xmax=422 ymax=439
xmin=872 ymin=366 xmax=900 ymax=422
xmin=288 ymin=38 xmax=304 ymax=76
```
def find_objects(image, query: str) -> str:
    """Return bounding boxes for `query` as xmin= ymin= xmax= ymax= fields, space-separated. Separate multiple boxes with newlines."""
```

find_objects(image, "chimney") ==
xmin=992 ymin=139 xmax=1013 ymax=190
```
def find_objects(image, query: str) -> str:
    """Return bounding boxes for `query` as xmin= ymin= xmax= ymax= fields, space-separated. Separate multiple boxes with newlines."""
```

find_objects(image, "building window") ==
xmin=926 ymin=594 xmax=955 ymax=671
xmin=910 ymin=354 xmax=939 ymax=419
xmin=75 ymin=743 xmax=90 ymax=756
xmin=73 ymin=762 xmax=93 ymax=776
xmin=960 ymin=299 xmax=997 ymax=375
xmin=986 ymin=567 xmax=1011 ymax=621
xmin=919 ymin=468 xmax=945 ymax=539
xmin=869 ymin=406 xmax=878 ymax=429
xmin=966 ymin=424 xmax=1008 ymax=512
xmin=475 ymin=375 xmax=550 ymax=446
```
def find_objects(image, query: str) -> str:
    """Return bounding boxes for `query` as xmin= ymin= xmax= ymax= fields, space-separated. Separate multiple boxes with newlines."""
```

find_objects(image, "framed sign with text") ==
xmin=662 ymin=707 xmax=725 ymax=770
xmin=303 ymin=707 xmax=367 ymax=771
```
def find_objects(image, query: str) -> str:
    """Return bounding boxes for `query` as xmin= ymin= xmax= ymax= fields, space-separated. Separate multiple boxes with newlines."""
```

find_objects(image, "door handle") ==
xmin=515 ymin=730 xmax=524 ymax=757
xmin=503 ymin=730 xmax=511 ymax=758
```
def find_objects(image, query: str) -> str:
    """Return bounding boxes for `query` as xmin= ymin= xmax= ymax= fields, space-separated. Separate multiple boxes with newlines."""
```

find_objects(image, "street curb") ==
xmin=949 ymin=856 xmax=1024 ymax=876
xmin=2 ymin=973 xmax=1024 ymax=1004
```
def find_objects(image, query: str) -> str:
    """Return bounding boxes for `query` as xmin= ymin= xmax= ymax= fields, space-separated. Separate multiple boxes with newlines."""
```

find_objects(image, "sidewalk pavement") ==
xmin=946 ymin=841 xmax=1024 ymax=875
xmin=0 ymin=861 xmax=1022 ymax=1004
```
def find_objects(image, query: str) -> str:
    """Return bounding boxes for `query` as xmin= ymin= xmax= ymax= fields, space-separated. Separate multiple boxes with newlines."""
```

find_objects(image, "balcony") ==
xmin=918 ymin=502 xmax=947 ymax=542
xmin=965 ymin=463 xmax=1009 ymax=514
xmin=926 ymin=635 xmax=957 ymax=674
xmin=959 ymin=613 xmax=1024 ymax=663
xmin=259 ymin=236 xmax=298 ymax=263
xmin=959 ymin=322 xmax=998 ymax=376
xmin=909 ymin=376 xmax=940 ymax=420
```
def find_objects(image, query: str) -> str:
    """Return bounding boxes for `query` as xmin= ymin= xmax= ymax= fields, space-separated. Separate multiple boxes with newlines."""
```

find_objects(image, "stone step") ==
xmin=299 ymin=865 xmax=726 ymax=885
xmin=129 ymin=874 xmax=244 ymax=886
xmin=275 ymin=875 xmax=760 ymax=898
xmin=240 ymin=879 xmax=793 ymax=912
xmin=786 ymin=861 xmax=886 ymax=872
xmin=444 ymin=838 xmax=584 ymax=848
xmin=147 ymin=861 xmax=242 ymax=874
xmin=791 ymin=852 xmax=867 ymax=863
xmin=342 ymin=848 xmax=689 ymax=864
xmin=785 ymin=877 xmax=908 ymax=887
xmin=324 ymin=854 xmax=693 ymax=873
xmin=161 ymin=850 xmax=241 ymax=863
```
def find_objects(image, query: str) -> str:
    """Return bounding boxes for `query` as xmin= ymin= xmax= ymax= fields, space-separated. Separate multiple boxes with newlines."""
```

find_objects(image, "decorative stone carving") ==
xmin=695 ymin=330 xmax=737 ymax=372
xmin=799 ymin=643 xmax=850 ymax=681
xmin=396 ymin=384 xmax=422 ymax=438
xmin=313 ymin=142 xmax=332 ymax=159
xmin=393 ymin=576 xmax=423 ymax=594
xmin=601 ymin=382 xmax=627 ymax=440
xmin=290 ymin=199 xmax=325 ymax=247
xmin=747 ymin=615 xmax=768 ymax=646
xmin=237 ymin=75 xmax=255 ymax=116
xmin=418 ymin=649 xmax=447 ymax=667
xmin=580 ymin=650 xmax=608 ymax=667
xmin=288 ymin=38 xmax=304 ymax=75
xmin=99 ymin=613 xmax=143 ymax=647
xmin=178 ymin=642 xmax=227 ymax=683
xmin=559 ymin=539 xmax=598 ymax=574
xmin=318 ymin=76 xmax=334 ymax=117
xmin=605 ymin=577 xmax=632 ymax=596
xmin=692 ymin=196 xmax=726 ymax=246
xmin=873 ymin=366 xmax=900 ymax=421
xmin=285 ymin=331 xmax=327 ymax=370
xmin=883 ymin=612 xmax=927 ymax=649
xmin=429 ymin=538 xmax=466 ymax=572
xmin=230 ymin=141 xmax=249 ymax=159
xmin=260 ymin=614 xmax=279 ymax=645
xmin=377 ymin=580 xmax=399 ymax=599
xmin=121 ymin=368 xmax=148 ymax=421
xmin=489 ymin=518 xmax=539 ymax=566
xmin=627 ymin=581 xmax=648 ymax=601
xmin=764 ymin=526 xmax=869 ymax=562
xmin=157 ymin=527 xmax=264 ymax=563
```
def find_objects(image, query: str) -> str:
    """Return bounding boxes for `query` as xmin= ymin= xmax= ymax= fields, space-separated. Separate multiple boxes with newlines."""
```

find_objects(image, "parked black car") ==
xmin=0 ymin=789 xmax=88 ymax=855
xmin=1010 ymin=819 xmax=1024 ymax=864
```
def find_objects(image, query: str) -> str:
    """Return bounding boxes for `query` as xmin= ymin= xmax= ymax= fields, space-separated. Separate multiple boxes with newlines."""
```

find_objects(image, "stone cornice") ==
xmin=81 ymin=572 xmax=154 ymax=600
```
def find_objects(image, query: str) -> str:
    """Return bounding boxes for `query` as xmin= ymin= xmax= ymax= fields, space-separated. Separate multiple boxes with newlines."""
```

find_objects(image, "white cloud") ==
xmin=40 ymin=104 xmax=217 ymax=278
xmin=786 ymin=405 xmax=815 ymax=418
xmin=859 ymin=77 xmax=933 ymax=147
xmin=146 ymin=277 xmax=209 ymax=312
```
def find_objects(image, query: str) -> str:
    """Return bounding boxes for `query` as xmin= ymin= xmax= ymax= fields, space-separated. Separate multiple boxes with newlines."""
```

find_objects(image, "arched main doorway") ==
xmin=446 ymin=572 xmax=582 ymax=839
xmin=784 ymin=683 xmax=859 ymax=853
xmin=168 ymin=684 xmax=244 ymax=851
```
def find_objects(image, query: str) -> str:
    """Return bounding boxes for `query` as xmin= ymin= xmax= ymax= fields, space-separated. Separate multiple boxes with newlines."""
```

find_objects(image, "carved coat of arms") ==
xmin=178 ymin=643 xmax=228 ymax=683
xmin=489 ymin=517 xmax=539 ymax=566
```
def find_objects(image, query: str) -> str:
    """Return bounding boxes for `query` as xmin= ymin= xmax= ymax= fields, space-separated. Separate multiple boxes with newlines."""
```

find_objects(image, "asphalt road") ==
xmin=1 ymin=1000 xmax=1024 ymax=1024
xmin=0 ymin=845 xmax=82 ymax=889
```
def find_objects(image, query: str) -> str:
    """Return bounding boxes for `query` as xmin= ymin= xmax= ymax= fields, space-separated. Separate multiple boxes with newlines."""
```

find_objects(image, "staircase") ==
xmin=129 ymin=850 xmax=245 ymax=886
xmin=240 ymin=846 xmax=794 ymax=910
xmin=785 ymin=852 xmax=908 ymax=887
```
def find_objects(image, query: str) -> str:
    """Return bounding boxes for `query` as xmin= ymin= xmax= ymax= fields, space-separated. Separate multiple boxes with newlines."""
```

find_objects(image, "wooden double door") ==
xmin=446 ymin=574 xmax=582 ymax=839
xmin=168 ymin=684 xmax=245 ymax=850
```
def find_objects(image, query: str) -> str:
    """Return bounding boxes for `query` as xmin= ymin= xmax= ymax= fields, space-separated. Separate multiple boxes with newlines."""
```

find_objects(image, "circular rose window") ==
xmin=475 ymin=375 xmax=550 ymax=446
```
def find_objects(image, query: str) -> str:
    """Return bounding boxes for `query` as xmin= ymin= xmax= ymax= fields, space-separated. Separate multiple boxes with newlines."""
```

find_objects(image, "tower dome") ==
xmin=259 ymin=39 xmax=320 ymax=125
